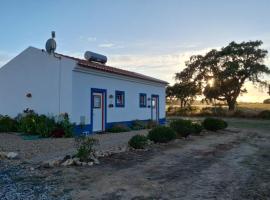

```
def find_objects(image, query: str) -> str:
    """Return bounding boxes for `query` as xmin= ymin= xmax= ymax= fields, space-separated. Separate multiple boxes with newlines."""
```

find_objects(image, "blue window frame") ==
xmin=115 ymin=90 xmax=125 ymax=107
xmin=139 ymin=93 xmax=147 ymax=107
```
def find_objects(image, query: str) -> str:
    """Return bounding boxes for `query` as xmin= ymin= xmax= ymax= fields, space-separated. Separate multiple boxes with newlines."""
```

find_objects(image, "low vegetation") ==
xmin=0 ymin=110 xmax=74 ymax=137
xmin=128 ymin=135 xmax=148 ymax=149
xmin=75 ymin=136 xmax=99 ymax=162
xmin=170 ymin=119 xmax=193 ymax=138
xmin=0 ymin=115 xmax=18 ymax=132
xmin=257 ymin=110 xmax=270 ymax=119
xmin=130 ymin=120 xmax=147 ymax=130
xmin=106 ymin=124 xmax=131 ymax=133
xmin=148 ymin=126 xmax=176 ymax=143
xmin=203 ymin=118 xmax=228 ymax=131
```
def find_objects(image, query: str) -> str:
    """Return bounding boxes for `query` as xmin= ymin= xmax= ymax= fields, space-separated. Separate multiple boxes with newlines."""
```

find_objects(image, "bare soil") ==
xmin=1 ymin=119 xmax=270 ymax=200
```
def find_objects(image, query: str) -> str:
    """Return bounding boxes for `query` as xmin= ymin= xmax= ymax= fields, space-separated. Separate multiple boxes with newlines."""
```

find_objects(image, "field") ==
xmin=167 ymin=102 xmax=270 ymax=117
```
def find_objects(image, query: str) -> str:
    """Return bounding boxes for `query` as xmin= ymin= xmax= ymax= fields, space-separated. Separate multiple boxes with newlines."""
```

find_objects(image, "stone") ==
xmin=74 ymin=160 xmax=82 ymax=166
xmin=42 ymin=159 xmax=61 ymax=168
xmin=87 ymin=162 xmax=94 ymax=166
xmin=61 ymin=158 xmax=74 ymax=166
xmin=82 ymin=162 xmax=87 ymax=166
xmin=6 ymin=152 xmax=18 ymax=159
xmin=0 ymin=152 xmax=7 ymax=159
xmin=63 ymin=155 xmax=71 ymax=161
xmin=30 ymin=167 xmax=35 ymax=171
xmin=89 ymin=154 xmax=100 ymax=165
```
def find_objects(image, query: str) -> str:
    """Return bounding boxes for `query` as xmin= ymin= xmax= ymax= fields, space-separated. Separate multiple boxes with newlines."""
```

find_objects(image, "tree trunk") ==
xmin=227 ymin=99 xmax=236 ymax=111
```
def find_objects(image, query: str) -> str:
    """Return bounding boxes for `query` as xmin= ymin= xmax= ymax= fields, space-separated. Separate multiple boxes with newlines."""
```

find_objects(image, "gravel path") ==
xmin=0 ymin=130 xmax=148 ymax=163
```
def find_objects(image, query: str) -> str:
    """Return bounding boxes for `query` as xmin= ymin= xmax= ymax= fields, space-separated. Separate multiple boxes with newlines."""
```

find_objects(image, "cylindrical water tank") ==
xmin=84 ymin=51 xmax=107 ymax=64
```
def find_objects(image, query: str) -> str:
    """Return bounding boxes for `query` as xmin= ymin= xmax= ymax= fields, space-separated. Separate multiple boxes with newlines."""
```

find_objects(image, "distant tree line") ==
xmin=167 ymin=40 xmax=270 ymax=111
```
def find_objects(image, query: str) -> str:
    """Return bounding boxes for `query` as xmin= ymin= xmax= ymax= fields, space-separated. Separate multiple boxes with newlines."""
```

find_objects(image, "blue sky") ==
xmin=0 ymin=0 xmax=270 ymax=102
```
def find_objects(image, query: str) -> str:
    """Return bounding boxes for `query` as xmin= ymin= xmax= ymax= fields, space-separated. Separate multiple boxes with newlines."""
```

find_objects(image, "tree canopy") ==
xmin=175 ymin=40 xmax=270 ymax=110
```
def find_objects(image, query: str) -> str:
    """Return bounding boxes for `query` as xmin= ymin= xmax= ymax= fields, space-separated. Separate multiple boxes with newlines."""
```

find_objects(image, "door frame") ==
xmin=91 ymin=88 xmax=107 ymax=133
xmin=151 ymin=94 xmax=159 ymax=122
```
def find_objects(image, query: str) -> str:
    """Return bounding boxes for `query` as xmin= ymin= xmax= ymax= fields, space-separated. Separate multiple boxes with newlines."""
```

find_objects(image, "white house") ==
xmin=0 ymin=46 xmax=167 ymax=134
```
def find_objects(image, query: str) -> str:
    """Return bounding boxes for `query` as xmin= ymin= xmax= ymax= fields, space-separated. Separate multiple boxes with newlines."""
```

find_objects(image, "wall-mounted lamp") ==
xmin=26 ymin=93 xmax=32 ymax=98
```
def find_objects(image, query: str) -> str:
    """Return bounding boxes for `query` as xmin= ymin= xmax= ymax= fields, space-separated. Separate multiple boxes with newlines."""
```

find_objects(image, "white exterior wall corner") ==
xmin=0 ymin=47 xmax=74 ymax=117
xmin=71 ymin=67 xmax=166 ymax=126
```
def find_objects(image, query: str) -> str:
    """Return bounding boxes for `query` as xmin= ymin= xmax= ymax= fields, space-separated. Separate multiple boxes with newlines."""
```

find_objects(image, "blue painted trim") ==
xmin=91 ymin=88 xmax=107 ymax=133
xmin=73 ymin=124 xmax=92 ymax=135
xmin=73 ymin=118 xmax=166 ymax=135
xmin=151 ymin=94 xmax=159 ymax=121
xmin=106 ymin=118 xmax=166 ymax=129
xmin=115 ymin=90 xmax=125 ymax=107
xmin=139 ymin=93 xmax=147 ymax=108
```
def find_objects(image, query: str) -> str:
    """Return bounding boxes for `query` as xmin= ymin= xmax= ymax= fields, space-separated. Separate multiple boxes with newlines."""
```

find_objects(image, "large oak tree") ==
xmin=176 ymin=41 xmax=270 ymax=111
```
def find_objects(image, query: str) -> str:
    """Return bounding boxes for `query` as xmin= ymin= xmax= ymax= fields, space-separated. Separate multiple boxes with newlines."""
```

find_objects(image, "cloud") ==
xmin=98 ymin=43 xmax=115 ymax=48
xmin=87 ymin=37 xmax=97 ymax=42
xmin=107 ymin=48 xmax=212 ymax=84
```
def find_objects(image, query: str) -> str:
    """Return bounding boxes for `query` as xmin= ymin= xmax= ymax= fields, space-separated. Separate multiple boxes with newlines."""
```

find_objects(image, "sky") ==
xmin=0 ymin=0 xmax=269 ymax=102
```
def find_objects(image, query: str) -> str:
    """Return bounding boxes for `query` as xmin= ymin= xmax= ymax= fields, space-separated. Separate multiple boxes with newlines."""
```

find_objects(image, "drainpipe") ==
xmin=54 ymin=54 xmax=62 ymax=115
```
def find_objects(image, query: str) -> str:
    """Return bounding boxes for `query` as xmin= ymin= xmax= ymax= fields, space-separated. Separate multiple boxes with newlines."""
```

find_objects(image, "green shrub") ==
xmin=146 ymin=120 xmax=158 ymax=129
xmin=17 ymin=113 xmax=39 ymax=134
xmin=257 ymin=110 xmax=270 ymax=119
xmin=128 ymin=135 xmax=148 ymax=149
xmin=56 ymin=113 xmax=74 ymax=137
xmin=35 ymin=115 xmax=56 ymax=137
xmin=203 ymin=118 xmax=228 ymax=131
xmin=75 ymin=136 xmax=99 ymax=162
xmin=148 ymin=126 xmax=176 ymax=143
xmin=130 ymin=120 xmax=146 ymax=130
xmin=0 ymin=115 xmax=18 ymax=132
xmin=192 ymin=123 xmax=203 ymax=135
xmin=107 ymin=124 xmax=131 ymax=133
xmin=17 ymin=111 xmax=74 ymax=137
xmin=170 ymin=119 xmax=195 ymax=138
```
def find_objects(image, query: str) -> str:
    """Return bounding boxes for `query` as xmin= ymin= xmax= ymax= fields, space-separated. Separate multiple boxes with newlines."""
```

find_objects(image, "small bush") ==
xmin=75 ymin=136 xmax=99 ymax=162
xmin=148 ymin=126 xmax=176 ymax=143
xmin=56 ymin=113 xmax=74 ymax=137
xmin=0 ymin=115 xmax=18 ymax=132
xmin=170 ymin=119 xmax=195 ymax=138
xmin=146 ymin=120 xmax=158 ymax=129
xmin=17 ymin=113 xmax=39 ymax=134
xmin=128 ymin=135 xmax=148 ymax=149
xmin=35 ymin=115 xmax=56 ymax=137
xmin=203 ymin=118 xmax=228 ymax=131
xmin=257 ymin=110 xmax=270 ymax=119
xmin=192 ymin=123 xmax=203 ymax=135
xmin=130 ymin=120 xmax=146 ymax=130
xmin=107 ymin=124 xmax=130 ymax=133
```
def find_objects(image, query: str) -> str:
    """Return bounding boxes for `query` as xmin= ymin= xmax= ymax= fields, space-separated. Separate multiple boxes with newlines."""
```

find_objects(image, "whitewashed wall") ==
xmin=0 ymin=47 xmax=74 ymax=117
xmin=71 ymin=67 xmax=166 ymax=125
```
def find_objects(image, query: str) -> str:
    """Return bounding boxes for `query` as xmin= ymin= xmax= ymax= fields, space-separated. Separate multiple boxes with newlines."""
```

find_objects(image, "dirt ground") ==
xmin=1 ymin=118 xmax=270 ymax=200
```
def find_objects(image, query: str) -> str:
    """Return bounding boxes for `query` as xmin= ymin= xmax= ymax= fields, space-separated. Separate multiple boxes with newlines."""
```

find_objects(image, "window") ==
xmin=139 ymin=93 xmax=147 ymax=107
xmin=93 ymin=95 xmax=101 ymax=108
xmin=115 ymin=91 xmax=125 ymax=107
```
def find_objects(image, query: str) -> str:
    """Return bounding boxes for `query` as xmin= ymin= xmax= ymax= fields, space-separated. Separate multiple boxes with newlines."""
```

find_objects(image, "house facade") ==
xmin=0 ymin=47 xmax=167 ymax=134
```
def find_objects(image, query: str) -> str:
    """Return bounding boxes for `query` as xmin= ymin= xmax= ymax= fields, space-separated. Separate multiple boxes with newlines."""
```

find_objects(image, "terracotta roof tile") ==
xmin=56 ymin=53 xmax=168 ymax=85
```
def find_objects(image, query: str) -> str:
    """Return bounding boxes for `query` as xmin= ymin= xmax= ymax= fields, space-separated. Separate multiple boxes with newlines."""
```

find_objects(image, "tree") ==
xmin=166 ymin=81 xmax=200 ymax=109
xmin=176 ymin=41 xmax=270 ymax=111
